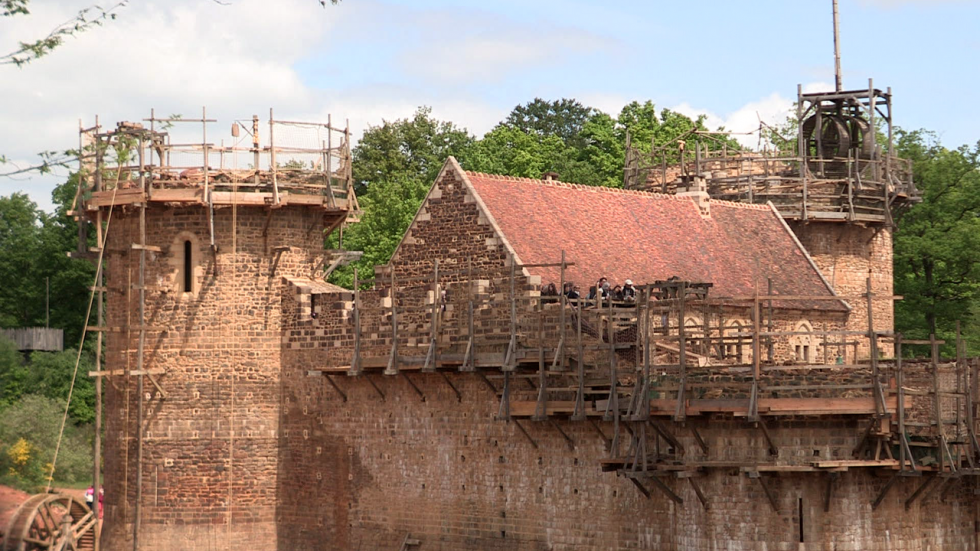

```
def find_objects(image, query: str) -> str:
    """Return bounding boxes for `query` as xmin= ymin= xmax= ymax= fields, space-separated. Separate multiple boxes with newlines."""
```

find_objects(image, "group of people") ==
xmin=540 ymin=276 xmax=637 ymax=305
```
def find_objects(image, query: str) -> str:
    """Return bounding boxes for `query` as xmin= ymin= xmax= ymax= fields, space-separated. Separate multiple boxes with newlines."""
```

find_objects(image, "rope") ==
xmin=46 ymin=183 xmax=119 ymax=492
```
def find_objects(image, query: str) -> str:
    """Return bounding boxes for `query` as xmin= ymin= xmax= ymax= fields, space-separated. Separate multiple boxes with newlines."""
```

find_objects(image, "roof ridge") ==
xmin=463 ymin=170 xmax=683 ymax=200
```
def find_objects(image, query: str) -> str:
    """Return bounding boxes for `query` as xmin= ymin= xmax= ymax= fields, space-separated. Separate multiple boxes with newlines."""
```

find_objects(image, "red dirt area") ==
xmin=0 ymin=484 xmax=31 ymax=541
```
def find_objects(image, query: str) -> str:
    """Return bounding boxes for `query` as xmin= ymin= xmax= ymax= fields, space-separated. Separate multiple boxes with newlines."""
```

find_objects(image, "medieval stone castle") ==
xmin=65 ymin=85 xmax=980 ymax=551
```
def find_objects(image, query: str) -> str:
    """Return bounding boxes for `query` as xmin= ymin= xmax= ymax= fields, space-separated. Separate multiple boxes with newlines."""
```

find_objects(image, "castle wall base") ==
xmin=279 ymin=354 xmax=977 ymax=550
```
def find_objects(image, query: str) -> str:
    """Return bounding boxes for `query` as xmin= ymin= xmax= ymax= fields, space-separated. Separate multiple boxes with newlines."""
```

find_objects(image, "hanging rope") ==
xmin=46 ymin=182 xmax=120 ymax=492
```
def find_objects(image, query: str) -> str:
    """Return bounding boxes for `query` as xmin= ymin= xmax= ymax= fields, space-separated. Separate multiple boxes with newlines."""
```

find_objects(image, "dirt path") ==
xmin=0 ymin=484 xmax=30 ymax=540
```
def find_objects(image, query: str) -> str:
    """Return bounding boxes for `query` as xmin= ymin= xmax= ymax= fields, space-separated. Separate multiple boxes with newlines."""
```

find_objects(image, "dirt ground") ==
xmin=0 ymin=484 xmax=30 ymax=541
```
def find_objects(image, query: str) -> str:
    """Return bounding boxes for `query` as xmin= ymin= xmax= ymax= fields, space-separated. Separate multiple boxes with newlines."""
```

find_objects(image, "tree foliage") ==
xmin=893 ymin=131 xmax=980 ymax=354
xmin=504 ymin=98 xmax=596 ymax=150
xmin=1 ymin=0 xmax=128 ymax=67
xmin=0 ymin=394 xmax=92 ymax=491
xmin=0 ymin=336 xmax=96 ymax=423
xmin=0 ymin=178 xmax=95 ymax=346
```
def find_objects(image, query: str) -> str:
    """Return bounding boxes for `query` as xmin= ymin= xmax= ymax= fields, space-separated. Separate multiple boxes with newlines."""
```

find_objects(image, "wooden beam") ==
xmin=640 ymin=474 xmax=684 ymax=505
xmin=549 ymin=419 xmax=575 ymax=451
xmin=512 ymin=419 xmax=538 ymax=449
xmin=691 ymin=426 xmax=709 ymax=455
xmin=747 ymin=471 xmax=779 ymax=512
xmin=401 ymin=371 xmax=425 ymax=402
xmin=904 ymin=475 xmax=936 ymax=510
xmin=147 ymin=374 xmax=167 ymax=400
xmin=438 ymin=372 xmax=461 ymax=403
xmin=823 ymin=472 xmax=838 ymax=512
xmin=649 ymin=420 xmax=684 ymax=454
xmin=366 ymin=375 xmax=386 ymax=401
xmin=628 ymin=477 xmax=652 ymax=499
xmin=686 ymin=476 xmax=709 ymax=510
xmin=871 ymin=472 xmax=900 ymax=510
xmin=315 ymin=372 xmax=347 ymax=402
xmin=757 ymin=420 xmax=779 ymax=457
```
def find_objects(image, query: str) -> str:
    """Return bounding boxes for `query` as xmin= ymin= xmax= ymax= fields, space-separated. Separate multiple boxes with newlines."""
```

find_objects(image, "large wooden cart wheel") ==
xmin=1 ymin=494 xmax=95 ymax=551
xmin=802 ymin=113 xmax=852 ymax=159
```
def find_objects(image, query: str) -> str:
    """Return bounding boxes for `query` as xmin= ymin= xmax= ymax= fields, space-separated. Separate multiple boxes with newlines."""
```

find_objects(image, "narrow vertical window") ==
xmin=798 ymin=497 xmax=805 ymax=542
xmin=183 ymin=240 xmax=193 ymax=292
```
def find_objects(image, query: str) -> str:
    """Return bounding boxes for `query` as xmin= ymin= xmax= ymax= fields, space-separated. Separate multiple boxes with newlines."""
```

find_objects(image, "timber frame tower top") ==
xmin=624 ymin=80 xmax=919 ymax=228
xmin=70 ymin=108 xmax=360 ymax=260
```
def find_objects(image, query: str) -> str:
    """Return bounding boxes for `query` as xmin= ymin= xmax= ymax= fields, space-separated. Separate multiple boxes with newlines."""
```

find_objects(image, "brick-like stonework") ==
xmin=100 ymin=205 xmax=327 ymax=550
xmin=789 ymin=222 xmax=894 ymax=359
xmin=96 ymin=159 xmax=965 ymax=551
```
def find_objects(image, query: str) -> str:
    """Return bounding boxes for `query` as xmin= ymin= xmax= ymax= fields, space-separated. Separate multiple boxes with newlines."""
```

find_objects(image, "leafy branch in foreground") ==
xmin=0 ymin=150 xmax=79 ymax=178
xmin=1 ymin=1 xmax=128 ymax=67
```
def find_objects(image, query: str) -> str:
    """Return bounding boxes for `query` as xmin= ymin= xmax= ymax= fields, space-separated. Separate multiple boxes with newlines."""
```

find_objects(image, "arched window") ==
xmin=183 ymin=240 xmax=193 ymax=293
xmin=791 ymin=321 xmax=814 ymax=363
xmin=726 ymin=321 xmax=744 ymax=362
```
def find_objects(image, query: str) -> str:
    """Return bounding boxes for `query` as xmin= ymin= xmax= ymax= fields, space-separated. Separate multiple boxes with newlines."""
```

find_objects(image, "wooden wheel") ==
xmin=1 ymin=494 xmax=96 ymax=551
xmin=802 ymin=113 xmax=852 ymax=159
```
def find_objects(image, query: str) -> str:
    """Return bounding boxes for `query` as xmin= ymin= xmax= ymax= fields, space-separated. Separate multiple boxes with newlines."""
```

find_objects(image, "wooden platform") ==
xmin=85 ymin=188 xmax=352 ymax=212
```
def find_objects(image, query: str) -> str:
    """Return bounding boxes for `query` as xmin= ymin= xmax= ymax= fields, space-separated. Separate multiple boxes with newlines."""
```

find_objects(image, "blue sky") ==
xmin=1 ymin=0 xmax=978 ymax=211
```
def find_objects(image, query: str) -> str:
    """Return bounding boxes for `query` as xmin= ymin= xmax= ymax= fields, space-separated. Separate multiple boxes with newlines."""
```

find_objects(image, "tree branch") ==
xmin=1 ymin=2 xmax=128 ymax=67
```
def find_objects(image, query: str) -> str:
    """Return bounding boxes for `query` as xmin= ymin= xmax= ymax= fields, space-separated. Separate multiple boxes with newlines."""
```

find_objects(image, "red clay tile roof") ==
xmin=464 ymin=171 xmax=844 ymax=311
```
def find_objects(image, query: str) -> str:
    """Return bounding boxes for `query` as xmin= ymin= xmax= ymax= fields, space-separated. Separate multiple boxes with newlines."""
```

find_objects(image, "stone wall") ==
xmin=271 ymin=162 xmax=972 ymax=548
xmin=100 ymin=204 xmax=327 ymax=551
xmin=277 ymin=352 xmax=977 ymax=550
xmin=788 ymin=223 xmax=893 ymax=360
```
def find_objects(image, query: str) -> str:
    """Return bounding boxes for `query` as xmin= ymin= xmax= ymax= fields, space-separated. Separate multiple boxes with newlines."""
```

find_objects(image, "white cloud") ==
xmin=669 ymin=82 xmax=836 ymax=148
xmin=401 ymin=29 xmax=612 ymax=84
xmin=1 ymin=0 xmax=619 ymax=211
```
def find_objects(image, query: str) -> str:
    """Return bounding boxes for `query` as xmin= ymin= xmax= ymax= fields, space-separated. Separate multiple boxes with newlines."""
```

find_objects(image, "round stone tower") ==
xmin=76 ymin=115 xmax=355 ymax=550
xmin=629 ymin=81 xmax=916 ymax=360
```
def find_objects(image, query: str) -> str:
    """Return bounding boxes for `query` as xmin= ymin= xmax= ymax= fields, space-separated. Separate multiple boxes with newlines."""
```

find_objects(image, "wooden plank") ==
xmin=88 ymin=368 xmax=166 ymax=377
xmin=813 ymin=459 xmax=899 ymax=469
xmin=147 ymin=188 xmax=204 ymax=203
xmin=87 ymin=189 xmax=144 ymax=208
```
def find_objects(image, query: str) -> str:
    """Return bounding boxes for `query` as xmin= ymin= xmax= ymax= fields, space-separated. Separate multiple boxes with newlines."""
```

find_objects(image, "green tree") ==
xmin=0 ymin=394 xmax=92 ymax=490
xmin=504 ymin=98 xmax=596 ymax=150
xmin=893 ymin=130 xmax=980 ymax=355
xmin=0 ymin=336 xmax=27 ymax=409
xmin=466 ymin=125 xmax=570 ymax=178
xmin=25 ymin=350 xmax=96 ymax=424
xmin=0 ymin=178 xmax=95 ymax=346
xmin=351 ymin=107 xmax=474 ymax=196
xmin=0 ymin=336 xmax=96 ymax=424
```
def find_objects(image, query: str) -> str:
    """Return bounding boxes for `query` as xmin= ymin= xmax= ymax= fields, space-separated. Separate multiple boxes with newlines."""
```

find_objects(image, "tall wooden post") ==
xmin=931 ymin=333 xmax=942 ymax=469
xmin=897 ymin=335 xmax=906 ymax=469
xmin=752 ymin=292 xmax=761 ymax=380
xmin=558 ymin=250 xmax=566 ymax=371
xmin=385 ymin=269 xmax=399 ymax=376
xmin=867 ymin=278 xmax=881 ymax=414
xmin=767 ymin=278 xmax=774 ymax=362
xmin=350 ymin=268 xmax=361 ymax=375
xmin=676 ymin=282 xmax=688 ymax=422
xmin=92 ymin=210 xmax=103 ymax=551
